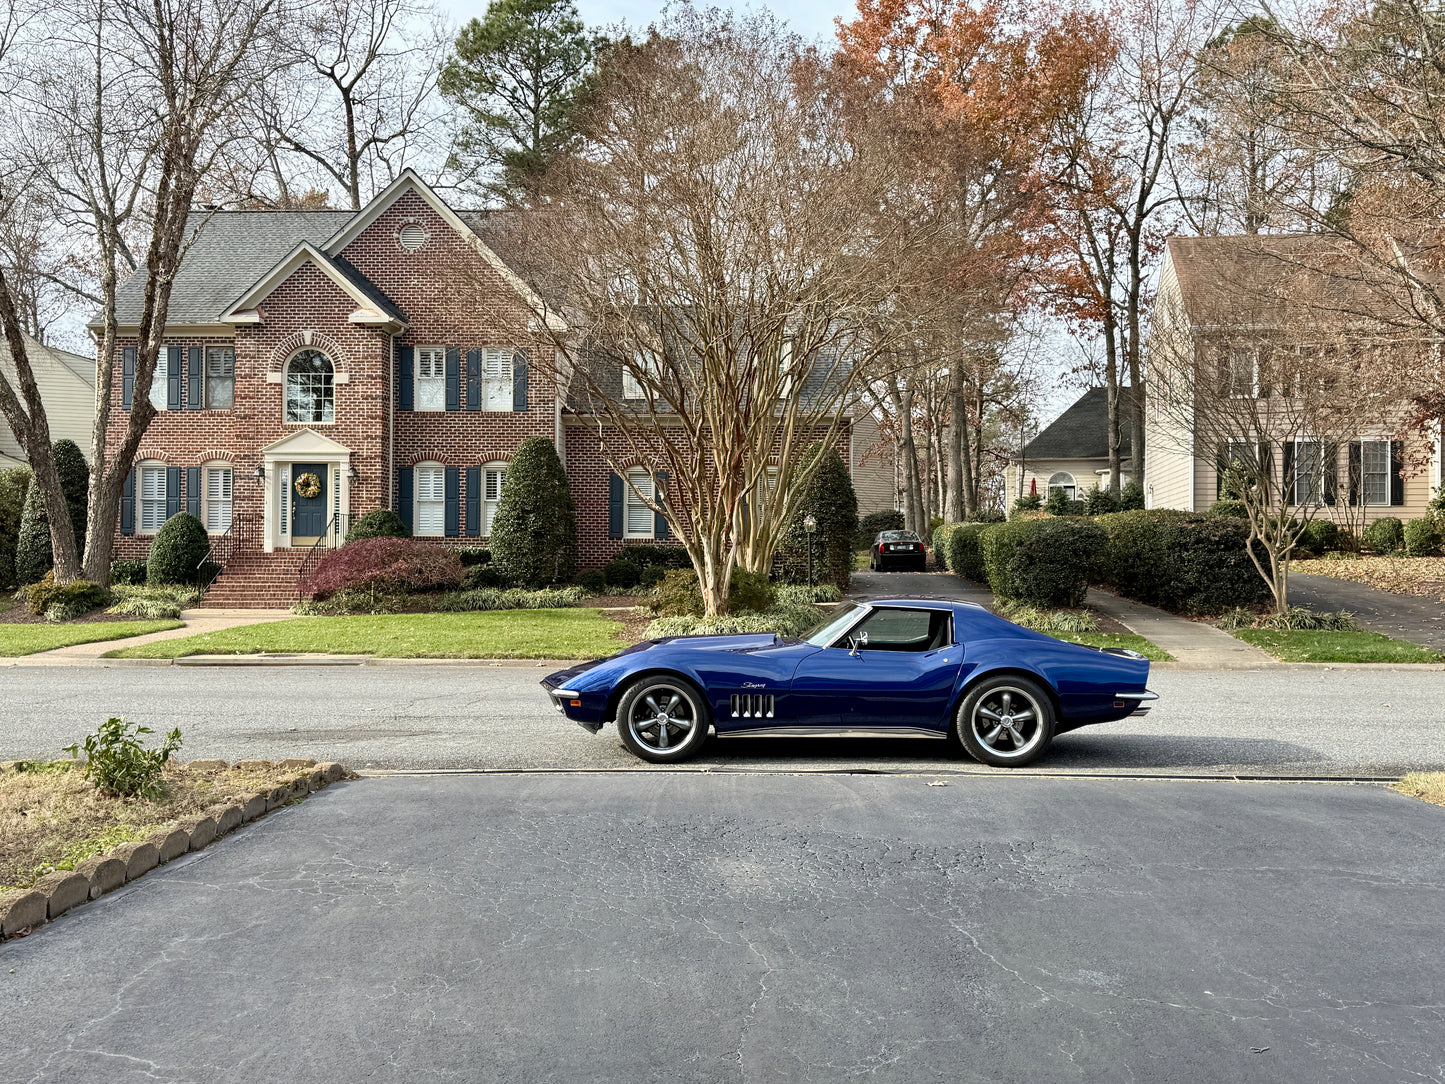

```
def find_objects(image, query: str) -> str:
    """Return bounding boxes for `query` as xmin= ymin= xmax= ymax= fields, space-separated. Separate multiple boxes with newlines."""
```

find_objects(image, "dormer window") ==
xmin=285 ymin=349 xmax=334 ymax=423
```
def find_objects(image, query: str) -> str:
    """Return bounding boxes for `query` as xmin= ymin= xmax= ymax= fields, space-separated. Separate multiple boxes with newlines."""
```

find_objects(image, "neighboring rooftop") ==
xmin=1022 ymin=385 xmax=1138 ymax=461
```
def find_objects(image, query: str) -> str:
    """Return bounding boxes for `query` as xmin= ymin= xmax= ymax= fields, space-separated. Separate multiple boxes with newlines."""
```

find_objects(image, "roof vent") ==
xmin=399 ymin=224 xmax=426 ymax=251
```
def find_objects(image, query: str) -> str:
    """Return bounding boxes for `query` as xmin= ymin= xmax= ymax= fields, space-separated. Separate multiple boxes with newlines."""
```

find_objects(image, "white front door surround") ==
xmin=259 ymin=428 xmax=353 ymax=552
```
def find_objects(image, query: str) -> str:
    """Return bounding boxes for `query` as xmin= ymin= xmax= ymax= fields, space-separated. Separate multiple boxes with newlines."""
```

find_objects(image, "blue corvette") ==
xmin=541 ymin=598 xmax=1157 ymax=767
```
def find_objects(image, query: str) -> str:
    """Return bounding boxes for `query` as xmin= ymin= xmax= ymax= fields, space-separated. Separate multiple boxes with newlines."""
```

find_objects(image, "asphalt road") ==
xmin=0 ymin=663 xmax=1442 ymax=776
xmin=2 ymin=773 xmax=1441 ymax=1082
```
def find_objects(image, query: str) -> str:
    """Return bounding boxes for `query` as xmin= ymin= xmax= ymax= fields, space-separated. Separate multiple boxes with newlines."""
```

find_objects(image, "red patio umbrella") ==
xmin=1029 ymin=477 xmax=1037 ymax=495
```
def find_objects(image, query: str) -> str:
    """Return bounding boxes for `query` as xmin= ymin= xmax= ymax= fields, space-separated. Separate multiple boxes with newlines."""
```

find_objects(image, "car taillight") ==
xmin=879 ymin=544 xmax=886 ymax=553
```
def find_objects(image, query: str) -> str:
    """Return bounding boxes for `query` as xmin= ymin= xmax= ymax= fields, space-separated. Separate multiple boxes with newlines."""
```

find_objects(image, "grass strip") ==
xmin=105 ymin=609 xmax=624 ymax=660
xmin=0 ymin=620 xmax=183 ymax=656
xmin=1230 ymin=629 xmax=1445 ymax=663
xmin=1052 ymin=632 xmax=1174 ymax=662
xmin=1395 ymin=772 xmax=1445 ymax=808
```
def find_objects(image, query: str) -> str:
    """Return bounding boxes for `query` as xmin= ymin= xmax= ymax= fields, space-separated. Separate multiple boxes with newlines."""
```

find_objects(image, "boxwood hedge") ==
xmin=980 ymin=518 xmax=1107 ymax=607
xmin=1095 ymin=509 xmax=1271 ymax=614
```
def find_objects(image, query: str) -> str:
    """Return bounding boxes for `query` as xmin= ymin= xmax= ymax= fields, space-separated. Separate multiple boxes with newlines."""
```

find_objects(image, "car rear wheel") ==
xmin=953 ymin=675 xmax=1055 ymax=767
xmin=617 ymin=677 xmax=710 ymax=763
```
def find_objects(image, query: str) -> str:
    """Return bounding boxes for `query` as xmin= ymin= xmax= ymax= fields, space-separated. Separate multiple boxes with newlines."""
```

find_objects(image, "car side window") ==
xmin=852 ymin=608 xmax=951 ymax=652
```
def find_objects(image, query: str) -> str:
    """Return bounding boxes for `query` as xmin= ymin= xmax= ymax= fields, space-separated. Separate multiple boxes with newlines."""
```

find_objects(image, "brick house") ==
xmin=97 ymin=170 xmax=884 ymax=605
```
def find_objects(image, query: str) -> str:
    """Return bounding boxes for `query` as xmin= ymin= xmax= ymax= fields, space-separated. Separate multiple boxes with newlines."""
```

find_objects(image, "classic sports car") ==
xmin=869 ymin=530 xmax=928 ymax=571
xmin=542 ymin=598 xmax=1156 ymax=766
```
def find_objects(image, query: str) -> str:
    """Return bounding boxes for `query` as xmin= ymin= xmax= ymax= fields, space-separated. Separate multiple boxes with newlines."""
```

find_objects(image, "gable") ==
xmin=220 ymin=242 xmax=407 ymax=331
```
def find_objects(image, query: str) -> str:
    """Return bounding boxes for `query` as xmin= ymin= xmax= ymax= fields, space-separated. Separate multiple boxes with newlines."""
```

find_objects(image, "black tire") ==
xmin=953 ymin=675 xmax=1056 ymax=767
xmin=616 ymin=676 xmax=710 ymax=763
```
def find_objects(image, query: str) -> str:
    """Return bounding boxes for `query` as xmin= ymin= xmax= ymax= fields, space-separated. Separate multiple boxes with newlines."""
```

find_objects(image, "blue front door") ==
xmin=291 ymin=463 xmax=328 ymax=538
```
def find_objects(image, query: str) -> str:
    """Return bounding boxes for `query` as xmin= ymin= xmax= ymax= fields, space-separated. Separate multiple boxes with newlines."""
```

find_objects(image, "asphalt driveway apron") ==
xmin=2 ymin=773 xmax=1440 ymax=1083
xmin=1291 ymin=573 xmax=1445 ymax=650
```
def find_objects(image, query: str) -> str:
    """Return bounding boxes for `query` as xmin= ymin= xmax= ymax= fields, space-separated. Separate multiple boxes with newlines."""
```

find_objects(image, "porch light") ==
xmin=253 ymin=465 xmax=265 ymax=481
xmin=348 ymin=465 xmax=359 ymax=480
xmin=803 ymin=514 xmax=817 ymax=534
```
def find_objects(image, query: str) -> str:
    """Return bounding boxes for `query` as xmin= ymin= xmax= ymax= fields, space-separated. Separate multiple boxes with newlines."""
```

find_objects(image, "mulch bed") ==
xmin=0 ymin=600 xmax=141 ymax=626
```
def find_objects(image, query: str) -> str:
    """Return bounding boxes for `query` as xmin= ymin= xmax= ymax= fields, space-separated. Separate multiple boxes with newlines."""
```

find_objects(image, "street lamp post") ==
xmin=803 ymin=513 xmax=818 ymax=586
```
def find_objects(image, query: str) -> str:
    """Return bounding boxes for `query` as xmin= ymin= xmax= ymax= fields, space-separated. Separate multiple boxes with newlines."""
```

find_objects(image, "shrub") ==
xmin=993 ymin=599 xmax=1099 ymax=634
xmin=1083 ymin=485 xmax=1120 ymax=516
xmin=1208 ymin=499 xmax=1249 ymax=519
xmin=932 ymin=523 xmax=963 ymax=571
xmin=1362 ymin=516 xmax=1405 ymax=554
xmin=19 ymin=572 xmax=112 ymax=618
xmin=106 ymin=584 xmax=201 ymax=620
xmin=434 ymin=586 xmax=585 ymax=612
xmin=0 ymin=465 xmax=30 ymax=590
xmin=63 ymin=717 xmax=182 ymax=800
xmin=602 ymin=557 xmax=641 ymax=589
xmin=14 ymin=442 xmax=89 ymax=586
xmin=301 ymin=537 xmax=465 ymax=599
xmin=946 ymin=523 xmax=990 ymax=583
xmin=1096 ymin=509 xmax=1272 ymax=614
xmin=970 ymin=509 xmax=1007 ymax=524
xmin=651 ymin=566 xmax=776 ymax=616
xmin=616 ymin=544 xmax=692 ymax=570
xmin=639 ymin=564 xmax=666 ymax=588
xmin=776 ymin=444 xmax=858 ymax=589
xmin=146 ymin=512 xmax=211 ymax=586
xmin=456 ymin=546 xmax=491 ymax=567
xmin=1218 ymin=606 xmax=1358 ymax=632
xmin=644 ymin=602 xmax=822 ymax=639
xmin=1403 ymin=517 xmax=1442 ymax=557
xmin=1120 ymin=481 xmax=1145 ymax=511
xmin=109 ymin=558 xmax=149 ymax=586
xmin=463 ymin=564 xmax=508 ymax=590
xmin=292 ymin=589 xmax=405 ymax=615
xmin=1296 ymin=518 xmax=1340 ymax=557
xmin=1043 ymin=487 xmax=1071 ymax=517
xmin=489 ymin=436 xmax=578 ymax=587
xmin=345 ymin=509 xmax=409 ymax=543
xmin=856 ymin=509 xmax=905 ymax=549
xmin=577 ymin=569 xmax=607 ymax=593
xmin=775 ymin=583 xmax=842 ymax=605
xmin=1012 ymin=492 xmax=1042 ymax=514
xmin=981 ymin=518 xmax=1107 ymax=608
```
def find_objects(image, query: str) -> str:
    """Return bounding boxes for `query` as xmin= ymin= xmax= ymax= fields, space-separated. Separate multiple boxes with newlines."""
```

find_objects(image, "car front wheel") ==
xmin=953 ymin=675 xmax=1056 ymax=767
xmin=616 ymin=677 xmax=710 ymax=763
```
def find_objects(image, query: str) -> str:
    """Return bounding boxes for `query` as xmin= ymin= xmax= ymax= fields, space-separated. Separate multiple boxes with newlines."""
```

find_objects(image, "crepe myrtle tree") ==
xmin=483 ymin=7 xmax=920 ymax=616
xmin=1147 ymin=249 xmax=1418 ymax=614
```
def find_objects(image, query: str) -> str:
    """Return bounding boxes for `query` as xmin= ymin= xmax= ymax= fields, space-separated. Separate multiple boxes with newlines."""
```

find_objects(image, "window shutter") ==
xmin=466 ymin=349 xmax=481 ymax=411
xmin=120 ymin=468 xmax=135 ymax=535
xmin=165 ymin=466 xmax=181 ymax=521
xmin=608 ymin=472 xmax=623 ymax=539
xmin=445 ymin=347 xmax=460 ymax=412
xmin=512 ymin=350 xmax=529 ymax=412
xmin=654 ymin=471 xmax=670 ymax=539
xmin=1347 ymin=441 xmax=1362 ymax=506
xmin=186 ymin=466 xmax=201 ymax=519
xmin=397 ymin=467 xmax=414 ymax=533
xmin=465 ymin=466 xmax=481 ymax=537
xmin=187 ymin=346 xmax=203 ymax=408
xmin=167 ymin=349 xmax=183 ymax=410
xmin=398 ymin=345 xmax=414 ymax=411
xmin=1390 ymin=440 xmax=1405 ymax=505
xmin=1282 ymin=443 xmax=1295 ymax=506
xmin=444 ymin=466 xmax=460 ymax=536
xmin=1324 ymin=442 xmax=1339 ymax=506
xmin=122 ymin=347 xmax=135 ymax=410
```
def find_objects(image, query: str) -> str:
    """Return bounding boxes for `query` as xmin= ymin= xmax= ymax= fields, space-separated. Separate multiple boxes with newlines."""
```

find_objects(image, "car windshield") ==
xmin=878 ymin=531 xmax=919 ymax=542
xmin=802 ymin=602 xmax=863 ymax=647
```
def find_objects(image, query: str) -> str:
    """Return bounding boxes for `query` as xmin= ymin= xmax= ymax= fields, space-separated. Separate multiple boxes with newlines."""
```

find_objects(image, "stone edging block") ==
xmin=0 ymin=760 xmax=354 ymax=942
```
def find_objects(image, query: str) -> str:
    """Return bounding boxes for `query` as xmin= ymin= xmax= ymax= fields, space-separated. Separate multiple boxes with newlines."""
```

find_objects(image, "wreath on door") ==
xmin=294 ymin=472 xmax=322 ymax=499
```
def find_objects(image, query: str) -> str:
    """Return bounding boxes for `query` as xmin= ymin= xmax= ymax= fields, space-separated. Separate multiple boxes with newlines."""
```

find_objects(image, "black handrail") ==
xmin=198 ymin=512 xmax=252 ymax=594
xmin=295 ymin=513 xmax=349 ymax=602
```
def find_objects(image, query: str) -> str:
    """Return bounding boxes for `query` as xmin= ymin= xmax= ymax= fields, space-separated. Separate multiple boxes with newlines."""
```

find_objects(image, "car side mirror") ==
xmin=848 ymin=630 xmax=868 ymax=657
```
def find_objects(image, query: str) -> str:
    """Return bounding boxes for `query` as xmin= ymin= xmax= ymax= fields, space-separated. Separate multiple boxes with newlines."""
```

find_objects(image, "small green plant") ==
xmin=1012 ymin=492 xmax=1042 ymax=514
xmin=993 ymin=600 xmax=1100 ymax=634
xmin=1218 ymin=606 xmax=1359 ymax=632
xmin=62 ymin=717 xmax=183 ymax=799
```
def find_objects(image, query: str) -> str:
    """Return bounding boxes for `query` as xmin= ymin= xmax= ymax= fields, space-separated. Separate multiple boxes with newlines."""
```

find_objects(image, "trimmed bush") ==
xmin=577 ymin=569 xmax=606 ymax=593
xmin=1012 ymin=492 xmax=1042 ymax=514
xmin=1083 ymin=485 xmax=1120 ymax=515
xmin=1120 ymin=481 xmax=1145 ymax=511
xmin=856 ymin=509 xmax=905 ymax=549
xmin=0 ymin=466 xmax=29 ymax=590
xmin=776 ymin=444 xmax=858 ymax=589
xmin=946 ymin=523 xmax=990 ymax=583
xmin=616 ymin=544 xmax=692 ymax=570
xmin=602 ymin=556 xmax=641 ymax=589
xmin=145 ymin=513 xmax=210 ymax=586
xmin=651 ymin=566 xmax=776 ymax=616
xmin=301 ymin=537 xmax=465 ymax=599
xmin=109 ymin=558 xmax=149 ymax=586
xmin=1295 ymin=519 xmax=1340 ymax=557
xmin=981 ymin=518 xmax=1107 ymax=608
xmin=345 ymin=509 xmax=409 ymax=543
xmin=1403 ymin=517 xmax=1442 ymax=557
xmin=639 ymin=564 xmax=666 ymax=588
xmin=19 ymin=572 xmax=112 ymax=619
xmin=1208 ymin=499 xmax=1249 ymax=519
xmin=489 ymin=436 xmax=579 ymax=587
xmin=54 ymin=440 xmax=88 ymax=554
xmin=463 ymin=565 xmax=507 ymax=589
xmin=1362 ymin=516 xmax=1405 ymax=554
xmin=1096 ymin=509 xmax=1271 ymax=614
xmin=456 ymin=546 xmax=491 ymax=567
xmin=932 ymin=523 xmax=963 ymax=571
xmin=14 ymin=443 xmax=89 ymax=585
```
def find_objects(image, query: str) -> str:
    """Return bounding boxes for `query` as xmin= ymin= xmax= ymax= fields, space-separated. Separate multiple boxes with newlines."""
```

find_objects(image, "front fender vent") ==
xmin=730 ymin=693 xmax=775 ymax=718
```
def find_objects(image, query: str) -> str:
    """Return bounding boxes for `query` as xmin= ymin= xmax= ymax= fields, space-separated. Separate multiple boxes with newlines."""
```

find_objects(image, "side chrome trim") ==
xmin=1113 ymin=691 xmax=1159 ymax=701
xmin=715 ymin=725 xmax=948 ymax=740
xmin=551 ymin=689 xmax=581 ymax=699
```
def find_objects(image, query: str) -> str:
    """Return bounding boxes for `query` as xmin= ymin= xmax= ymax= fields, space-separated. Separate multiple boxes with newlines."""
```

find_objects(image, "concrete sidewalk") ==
xmin=2 ymin=608 xmax=295 ymax=666
xmin=1085 ymin=588 xmax=1275 ymax=668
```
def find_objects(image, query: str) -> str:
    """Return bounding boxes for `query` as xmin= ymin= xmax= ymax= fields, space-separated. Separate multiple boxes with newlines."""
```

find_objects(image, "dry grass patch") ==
xmin=1395 ymin=772 xmax=1445 ymax=809
xmin=0 ymin=760 xmax=310 ymax=891
xmin=1294 ymin=556 xmax=1445 ymax=602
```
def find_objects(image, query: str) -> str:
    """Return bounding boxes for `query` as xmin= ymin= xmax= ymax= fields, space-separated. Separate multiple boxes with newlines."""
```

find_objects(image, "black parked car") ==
xmin=869 ymin=530 xmax=927 ymax=571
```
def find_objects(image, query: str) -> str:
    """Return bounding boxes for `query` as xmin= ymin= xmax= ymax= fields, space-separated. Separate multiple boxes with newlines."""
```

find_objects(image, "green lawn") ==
xmin=1231 ymin=629 xmax=1445 ymax=663
xmin=1053 ymin=633 xmax=1174 ymax=662
xmin=105 ymin=609 xmax=624 ymax=660
xmin=0 ymin=620 xmax=183 ymax=656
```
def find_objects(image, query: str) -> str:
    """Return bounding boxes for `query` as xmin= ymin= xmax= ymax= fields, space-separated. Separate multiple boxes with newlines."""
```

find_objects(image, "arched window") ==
xmin=1047 ymin=471 xmax=1076 ymax=501
xmin=414 ymin=461 xmax=445 ymax=537
xmin=285 ymin=349 xmax=334 ymax=423
xmin=481 ymin=461 xmax=508 ymax=536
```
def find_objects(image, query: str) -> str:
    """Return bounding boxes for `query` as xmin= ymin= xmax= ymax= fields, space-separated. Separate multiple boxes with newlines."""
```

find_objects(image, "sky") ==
xmin=440 ymin=0 xmax=859 ymax=43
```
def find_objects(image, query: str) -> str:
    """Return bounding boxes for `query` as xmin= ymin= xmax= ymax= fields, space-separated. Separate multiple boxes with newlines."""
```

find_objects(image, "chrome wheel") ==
xmin=966 ymin=683 xmax=1050 ymax=763
xmin=625 ymin=682 xmax=701 ymax=757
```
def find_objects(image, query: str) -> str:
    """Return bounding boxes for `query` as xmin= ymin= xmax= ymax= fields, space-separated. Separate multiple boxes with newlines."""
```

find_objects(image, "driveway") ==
xmin=1291 ymin=573 xmax=1445 ymax=650
xmin=0 ymin=664 xmax=1441 ymax=776
xmin=2 ymin=774 xmax=1440 ymax=1082
xmin=850 ymin=567 xmax=990 ymax=602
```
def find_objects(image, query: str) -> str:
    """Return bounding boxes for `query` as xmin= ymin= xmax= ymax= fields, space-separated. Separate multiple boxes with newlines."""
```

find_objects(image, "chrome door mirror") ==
xmin=848 ymin=629 xmax=868 ymax=657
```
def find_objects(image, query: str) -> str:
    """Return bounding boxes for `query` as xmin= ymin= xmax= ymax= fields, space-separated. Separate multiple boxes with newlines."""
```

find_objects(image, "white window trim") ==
xmin=482 ymin=461 xmax=508 ymax=537
xmin=1046 ymin=471 xmax=1076 ymax=501
xmin=204 ymin=346 xmax=235 ymax=411
xmin=149 ymin=352 xmax=168 ymax=412
xmin=202 ymin=463 xmax=234 ymax=534
xmin=623 ymin=350 xmax=659 ymax=401
xmin=284 ymin=350 xmax=336 ymax=425
xmin=137 ymin=462 xmax=167 ymax=535
xmin=1293 ymin=439 xmax=1326 ymax=507
xmin=1361 ymin=438 xmax=1390 ymax=506
xmin=415 ymin=346 xmax=446 ymax=412
xmin=415 ymin=462 xmax=446 ymax=538
xmin=1227 ymin=347 xmax=1259 ymax=398
xmin=624 ymin=469 xmax=656 ymax=539
xmin=482 ymin=347 xmax=513 ymax=412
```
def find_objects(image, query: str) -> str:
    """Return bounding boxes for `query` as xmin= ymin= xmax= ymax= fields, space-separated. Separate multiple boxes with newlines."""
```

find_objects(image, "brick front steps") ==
xmin=201 ymin=551 xmax=308 ymax=609
xmin=0 ymin=760 xmax=355 ymax=940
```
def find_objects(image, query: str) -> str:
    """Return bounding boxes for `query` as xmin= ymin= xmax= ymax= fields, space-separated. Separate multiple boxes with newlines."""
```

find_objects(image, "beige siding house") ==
xmin=848 ymin=412 xmax=895 ymax=515
xmin=1003 ymin=387 xmax=1138 ymax=508
xmin=0 ymin=335 xmax=96 ymax=469
xmin=1144 ymin=237 xmax=1443 ymax=521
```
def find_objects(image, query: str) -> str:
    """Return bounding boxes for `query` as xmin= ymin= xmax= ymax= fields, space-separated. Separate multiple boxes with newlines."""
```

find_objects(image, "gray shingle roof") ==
xmin=102 ymin=210 xmax=354 ymax=327
xmin=1023 ymin=385 xmax=1139 ymax=460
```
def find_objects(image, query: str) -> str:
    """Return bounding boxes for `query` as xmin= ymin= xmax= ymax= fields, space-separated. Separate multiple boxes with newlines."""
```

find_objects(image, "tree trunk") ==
xmin=1104 ymin=314 xmax=1122 ymax=493
xmin=946 ymin=366 xmax=966 ymax=521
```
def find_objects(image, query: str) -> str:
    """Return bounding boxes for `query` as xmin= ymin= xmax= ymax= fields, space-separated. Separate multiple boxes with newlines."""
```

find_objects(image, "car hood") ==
xmin=540 ymin=633 xmax=786 ymax=691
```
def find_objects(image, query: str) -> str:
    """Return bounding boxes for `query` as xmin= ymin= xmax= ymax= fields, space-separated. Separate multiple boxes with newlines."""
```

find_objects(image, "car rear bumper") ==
xmin=1113 ymin=690 xmax=1159 ymax=717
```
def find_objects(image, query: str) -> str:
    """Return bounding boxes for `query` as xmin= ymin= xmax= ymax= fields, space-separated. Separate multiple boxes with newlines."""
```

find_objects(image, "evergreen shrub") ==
xmin=981 ymin=518 xmax=1107 ymax=608
xmin=856 ymin=509 xmax=905 ymax=549
xmin=1096 ymin=509 xmax=1271 ymax=614
xmin=345 ymin=509 xmax=409 ymax=543
xmin=0 ymin=466 xmax=29 ymax=589
xmin=946 ymin=522 xmax=990 ymax=583
xmin=489 ymin=436 xmax=578 ymax=587
xmin=1403 ymin=517 xmax=1442 ymax=557
xmin=146 ymin=513 xmax=210 ymax=585
xmin=776 ymin=444 xmax=857 ymax=589
xmin=1362 ymin=516 xmax=1405 ymax=554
